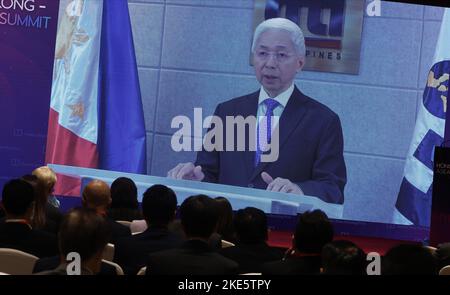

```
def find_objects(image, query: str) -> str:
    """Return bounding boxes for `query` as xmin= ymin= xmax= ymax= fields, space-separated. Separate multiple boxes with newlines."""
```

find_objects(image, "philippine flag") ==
xmin=45 ymin=0 xmax=146 ymax=196
xmin=395 ymin=8 xmax=450 ymax=227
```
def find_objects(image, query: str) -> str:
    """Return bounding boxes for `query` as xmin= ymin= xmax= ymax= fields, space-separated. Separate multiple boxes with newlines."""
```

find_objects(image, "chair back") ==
xmin=116 ymin=220 xmax=131 ymax=227
xmin=137 ymin=266 xmax=146 ymax=275
xmin=221 ymin=240 xmax=235 ymax=248
xmin=101 ymin=260 xmax=124 ymax=275
xmin=102 ymin=243 xmax=115 ymax=261
xmin=0 ymin=248 xmax=39 ymax=275
xmin=425 ymin=246 xmax=437 ymax=254
xmin=439 ymin=265 xmax=450 ymax=275
xmin=130 ymin=220 xmax=147 ymax=233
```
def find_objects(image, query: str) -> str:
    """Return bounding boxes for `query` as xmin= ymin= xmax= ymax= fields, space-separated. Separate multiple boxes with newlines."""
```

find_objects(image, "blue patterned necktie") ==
xmin=255 ymin=98 xmax=279 ymax=166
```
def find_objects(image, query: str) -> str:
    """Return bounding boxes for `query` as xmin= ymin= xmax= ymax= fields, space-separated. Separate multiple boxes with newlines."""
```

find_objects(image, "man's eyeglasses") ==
xmin=254 ymin=50 xmax=295 ymax=63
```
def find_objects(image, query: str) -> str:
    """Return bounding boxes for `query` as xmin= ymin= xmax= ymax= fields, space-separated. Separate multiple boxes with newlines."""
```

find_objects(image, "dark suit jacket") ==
xmin=108 ymin=208 xmax=143 ymax=222
xmin=145 ymin=239 xmax=238 ymax=275
xmin=114 ymin=227 xmax=183 ymax=274
xmin=41 ymin=203 xmax=63 ymax=234
xmin=0 ymin=222 xmax=58 ymax=258
xmin=106 ymin=217 xmax=131 ymax=245
xmin=195 ymin=86 xmax=346 ymax=204
xmin=33 ymin=256 xmax=117 ymax=275
xmin=34 ymin=263 xmax=94 ymax=275
xmin=261 ymin=254 xmax=322 ymax=275
xmin=220 ymin=242 xmax=284 ymax=273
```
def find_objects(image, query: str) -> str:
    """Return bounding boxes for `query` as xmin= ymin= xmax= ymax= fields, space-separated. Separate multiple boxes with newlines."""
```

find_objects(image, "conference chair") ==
xmin=102 ymin=243 xmax=115 ymax=262
xmin=130 ymin=220 xmax=147 ymax=233
xmin=425 ymin=246 xmax=437 ymax=254
xmin=137 ymin=266 xmax=146 ymax=275
xmin=116 ymin=220 xmax=132 ymax=228
xmin=0 ymin=248 xmax=39 ymax=275
xmin=439 ymin=265 xmax=450 ymax=275
xmin=221 ymin=240 xmax=235 ymax=248
xmin=102 ymin=259 xmax=124 ymax=275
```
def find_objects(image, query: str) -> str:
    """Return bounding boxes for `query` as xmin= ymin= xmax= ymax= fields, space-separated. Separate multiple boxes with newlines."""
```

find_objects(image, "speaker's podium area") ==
xmin=49 ymin=164 xmax=343 ymax=218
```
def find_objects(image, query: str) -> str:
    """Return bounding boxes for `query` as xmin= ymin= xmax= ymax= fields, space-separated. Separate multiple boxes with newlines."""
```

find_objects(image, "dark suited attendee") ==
xmin=33 ymin=254 xmax=117 ymax=276
xmin=0 ymin=179 xmax=58 ymax=258
xmin=262 ymin=210 xmax=333 ymax=275
xmin=168 ymin=18 xmax=346 ymax=205
xmin=35 ymin=208 xmax=111 ymax=275
xmin=382 ymin=244 xmax=437 ymax=275
xmin=321 ymin=240 xmax=366 ymax=275
xmin=82 ymin=180 xmax=131 ymax=244
xmin=108 ymin=177 xmax=143 ymax=222
xmin=145 ymin=195 xmax=238 ymax=275
xmin=208 ymin=197 xmax=236 ymax=249
xmin=220 ymin=207 xmax=283 ymax=273
xmin=114 ymin=185 xmax=183 ymax=274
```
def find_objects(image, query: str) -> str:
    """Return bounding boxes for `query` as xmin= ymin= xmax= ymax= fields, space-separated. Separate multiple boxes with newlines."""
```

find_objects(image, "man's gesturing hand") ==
xmin=261 ymin=172 xmax=304 ymax=195
xmin=167 ymin=162 xmax=205 ymax=181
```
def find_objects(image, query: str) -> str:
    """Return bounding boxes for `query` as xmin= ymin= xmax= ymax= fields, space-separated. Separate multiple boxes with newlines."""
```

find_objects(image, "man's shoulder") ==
xmin=210 ymin=250 xmax=239 ymax=266
xmin=146 ymin=247 xmax=183 ymax=266
xmin=118 ymin=230 xmax=181 ymax=248
xmin=299 ymin=90 xmax=340 ymax=121
xmin=148 ymin=247 xmax=181 ymax=258
xmin=109 ymin=219 xmax=132 ymax=234
xmin=30 ymin=228 xmax=57 ymax=241
xmin=261 ymin=257 xmax=304 ymax=275
xmin=218 ymin=87 xmax=340 ymax=121
xmin=33 ymin=256 xmax=60 ymax=273
xmin=166 ymin=249 xmax=238 ymax=269
xmin=218 ymin=90 xmax=260 ymax=109
xmin=34 ymin=269 xmax=67 ymax=276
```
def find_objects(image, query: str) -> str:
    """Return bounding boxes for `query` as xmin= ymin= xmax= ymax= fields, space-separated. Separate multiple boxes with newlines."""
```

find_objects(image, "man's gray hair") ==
xmin=251 ymin=18 xmax=306 ymax=57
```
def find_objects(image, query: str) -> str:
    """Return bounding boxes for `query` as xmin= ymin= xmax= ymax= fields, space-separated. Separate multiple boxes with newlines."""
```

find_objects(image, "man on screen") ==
xmin=168 ymin=18 xmax=346 ymax=204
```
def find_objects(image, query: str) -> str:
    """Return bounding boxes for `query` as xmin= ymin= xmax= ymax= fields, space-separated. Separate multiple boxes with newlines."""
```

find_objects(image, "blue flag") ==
xmin=395 ymin=9 xmax=450 ymax=227
xmin=97 ymin=0 xmax=147 ymax=174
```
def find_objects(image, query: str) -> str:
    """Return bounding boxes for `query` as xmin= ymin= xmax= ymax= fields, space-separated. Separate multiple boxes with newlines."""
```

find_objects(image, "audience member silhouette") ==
xmin=114 ymin=184 xmax=183 ymax=274
xmin=220 ymin=207 xmax=283 ymax=273
xmin=0 ymin=179 xmax=58 ymax=258
xmin=321 ymin=240 xmax=367 ymax=275
xmin=82 ymin=180 xmax=131 ymax=244
xmin=382 ymin=244 xmax=437 ymax=275
xmin=108 ymin=177 xmax=142 ymax=221
xmin=35 ymin=207 xmax=111 ymax=275
xmin=262 ymin=209 xmax=333 ymax=275
xmin=145 ymin=195 xmax=238 ymax=275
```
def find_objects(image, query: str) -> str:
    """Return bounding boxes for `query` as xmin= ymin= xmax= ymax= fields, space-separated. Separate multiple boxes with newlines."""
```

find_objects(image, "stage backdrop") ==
xmin=0 ymin=0 xmax=60 ymax=191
